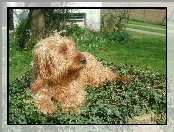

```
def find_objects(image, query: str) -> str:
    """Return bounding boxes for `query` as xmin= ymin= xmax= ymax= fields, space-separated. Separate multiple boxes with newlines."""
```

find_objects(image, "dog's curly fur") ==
xmin=31 ymin=33 xmax=131 ymax=114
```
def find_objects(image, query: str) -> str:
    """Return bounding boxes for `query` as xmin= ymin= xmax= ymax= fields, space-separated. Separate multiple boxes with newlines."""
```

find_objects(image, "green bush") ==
xmin=66 ymin=25 xmax=102 ymax=51
xmin=102 ymin=30 xmax=132 ymax=43
xmin=9 ymin=61 xmax=166 ymax=124
xmin=101 ymin=9 xmax=131 ymax=32
xmin=13 ymin=19 xmax=38 ymax=51
xmin=66 ymin=25 xmax=132 ymax=52
xmin=14 ymin=19 xmax=31 ymax=50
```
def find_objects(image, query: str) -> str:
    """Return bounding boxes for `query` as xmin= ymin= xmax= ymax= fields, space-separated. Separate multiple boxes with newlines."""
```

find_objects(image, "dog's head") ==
xmin=32 ymin=33 xmax=86 ymax=83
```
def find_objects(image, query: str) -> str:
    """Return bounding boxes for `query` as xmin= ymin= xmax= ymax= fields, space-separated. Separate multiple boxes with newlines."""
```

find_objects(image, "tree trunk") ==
xmin=9 ymin=9 xmax=14 ymax=30
xmin=19 ymin=9 xmax=45 ymax=50
xmin=19 ymin=8 xmax=71 ymax=49
xmin=28 ymin=9 xmax=45 ymax=40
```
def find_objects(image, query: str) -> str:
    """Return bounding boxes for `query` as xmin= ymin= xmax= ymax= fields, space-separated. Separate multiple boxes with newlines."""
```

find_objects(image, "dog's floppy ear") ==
xmin=33 ymin=49 xmax=66 ymax=83
xmin=33 ymin=49 xmax=52 ymax=80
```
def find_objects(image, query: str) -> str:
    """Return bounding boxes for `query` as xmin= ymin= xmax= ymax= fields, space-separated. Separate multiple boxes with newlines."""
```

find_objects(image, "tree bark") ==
xmin=28 ymin=9 xmax=45 ymax=40
xmin=19 ymin=9 xmax=45 ymax=49
xmin=19 ymin=8 xmax=71 ymax=49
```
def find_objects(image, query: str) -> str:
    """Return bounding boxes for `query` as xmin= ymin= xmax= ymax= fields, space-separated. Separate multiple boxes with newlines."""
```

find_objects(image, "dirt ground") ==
xmin=130 ymin=9 xmax=166 ymax=25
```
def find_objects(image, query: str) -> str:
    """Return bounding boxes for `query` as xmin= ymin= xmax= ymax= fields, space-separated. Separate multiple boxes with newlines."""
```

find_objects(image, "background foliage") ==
xmin=14 ymin=9 xmax=74 ymax=50
xmin=101 ymin=9 xmax=131 ymax=32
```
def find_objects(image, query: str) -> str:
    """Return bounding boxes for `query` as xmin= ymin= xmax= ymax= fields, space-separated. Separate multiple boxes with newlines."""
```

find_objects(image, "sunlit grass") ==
xmin=128 ymin=20 xmax=166 ymax=29
xmin=90 ymin=31 xmax=166 ymax=73
xmin=127 ymin=25 xmax=166 ymax=34
xmin=9 ymin=37 xmax=33 ymax=82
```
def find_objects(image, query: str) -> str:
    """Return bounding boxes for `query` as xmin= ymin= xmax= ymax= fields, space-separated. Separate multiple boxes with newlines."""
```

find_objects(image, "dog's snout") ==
xmin=80 ymin=57 xmax=86 ymax=64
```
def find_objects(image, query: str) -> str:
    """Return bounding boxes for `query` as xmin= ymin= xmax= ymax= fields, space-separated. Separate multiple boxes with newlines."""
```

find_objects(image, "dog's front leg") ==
xmin=32 ymin=86 xmax=57 ymax=114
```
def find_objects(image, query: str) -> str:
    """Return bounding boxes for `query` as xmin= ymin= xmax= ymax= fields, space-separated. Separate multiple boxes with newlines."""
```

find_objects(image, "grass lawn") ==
xmin=127 ymin=25 xmax=166 ymax=34
xmin=9 ymin=37 xmax=33 ymax=82
xmin=128 ymin=20 xmax=166 ymax=29
xmin=90 ymin=31 xmax=166 ymax=73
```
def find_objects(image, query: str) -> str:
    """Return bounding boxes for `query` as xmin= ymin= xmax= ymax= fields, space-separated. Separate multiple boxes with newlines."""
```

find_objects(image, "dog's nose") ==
xmin=80 ymin=57 xmax=86 ymax=64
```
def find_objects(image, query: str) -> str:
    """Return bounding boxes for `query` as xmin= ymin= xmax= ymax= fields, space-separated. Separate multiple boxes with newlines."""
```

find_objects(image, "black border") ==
xmin=7 ymin=6 xmax=167 ymax=125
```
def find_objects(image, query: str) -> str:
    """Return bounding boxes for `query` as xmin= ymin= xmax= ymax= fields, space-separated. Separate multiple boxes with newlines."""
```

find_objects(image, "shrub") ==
xmin=14 ymin=19 xmax=31 ymax=50
xmin=101 ymin=9 xmax=131 ymax=32
xmin=8 ymin=61 xmax=166 ymax=124
xmin=66 ymin=24 xmax=132 ymax=52
xmin=66 ymin=25 xmax=103 ymax=51
xmin=102 ymin=30 xmax=132 ymax=43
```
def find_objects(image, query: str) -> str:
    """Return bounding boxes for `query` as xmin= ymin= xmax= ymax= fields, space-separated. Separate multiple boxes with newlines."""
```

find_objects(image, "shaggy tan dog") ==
xmin=31 ymin=33 xmax=131 ymax=114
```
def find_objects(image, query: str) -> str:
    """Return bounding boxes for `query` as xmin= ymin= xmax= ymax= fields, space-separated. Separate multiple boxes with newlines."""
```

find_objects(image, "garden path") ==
xmin=127 ymin=24 xmax=166 ymax=30
xmin=126 ymin=24 xmax=166 ymax=36
xmin=126 ymin=28 xmax=166 ymax=36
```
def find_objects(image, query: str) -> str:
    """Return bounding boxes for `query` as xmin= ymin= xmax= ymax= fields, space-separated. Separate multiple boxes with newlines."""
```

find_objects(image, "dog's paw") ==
xmin=36 ymin=101 xmax=57 ymax=114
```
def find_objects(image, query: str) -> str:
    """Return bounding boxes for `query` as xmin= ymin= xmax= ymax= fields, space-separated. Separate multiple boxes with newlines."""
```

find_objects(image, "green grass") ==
xmin=128 ymin=20 xmax=166 ymax=29
xmin=127 ymin=25 xmax=166 ymax=34
xmin=88 ymin=31 xmax=166 ymax=73
xmin=9 ymin=36 xmax=34 ymax=82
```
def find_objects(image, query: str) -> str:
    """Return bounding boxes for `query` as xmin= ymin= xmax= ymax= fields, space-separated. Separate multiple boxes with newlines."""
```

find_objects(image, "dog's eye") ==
xmin=60 ymin=48 xmax=67 ymax=54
